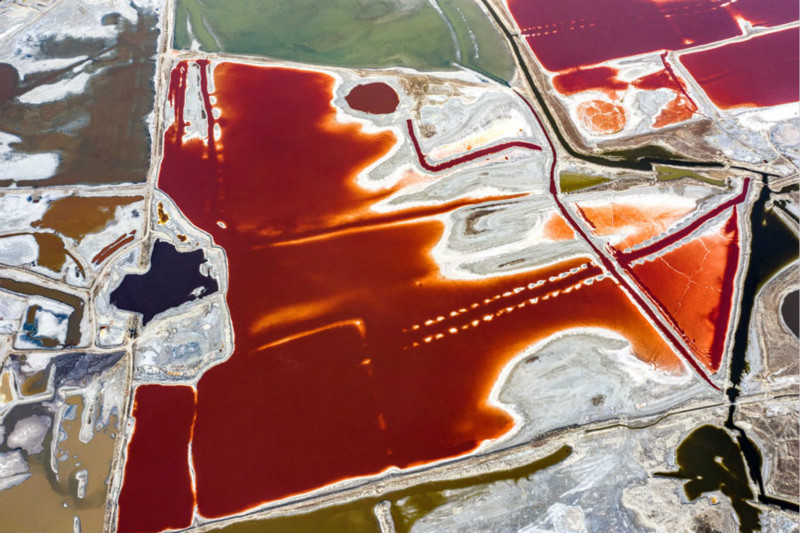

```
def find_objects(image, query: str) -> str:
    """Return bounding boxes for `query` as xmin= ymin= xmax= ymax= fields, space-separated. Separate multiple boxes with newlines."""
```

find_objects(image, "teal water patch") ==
xmin=174 ymin=0 xmax=515 ymax=80
xmin=437 ymin=0 xmax=515 ymax=81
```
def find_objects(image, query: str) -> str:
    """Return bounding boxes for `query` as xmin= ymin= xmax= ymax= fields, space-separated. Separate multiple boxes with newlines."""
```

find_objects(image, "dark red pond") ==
xmin=119 ymin=60 xmax=684 ymax=523
xmin=507 ymin=0 xmax=799 ymax=71
xmin=680 ymin=27 xmax=799 ymax=109
xmin=117 ymin=385 xmax=195 ymax=533
xmin=552 ymin=66 xmax=627 ymax=97
xmin=345 ymin=82 xmax=399 ymax=114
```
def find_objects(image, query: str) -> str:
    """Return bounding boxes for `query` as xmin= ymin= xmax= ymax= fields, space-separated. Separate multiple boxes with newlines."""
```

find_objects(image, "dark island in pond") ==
xmin=781 ymin=289 xmax=798 ymax=338
xmin=111 ymin=240 xmax=218 ymax=325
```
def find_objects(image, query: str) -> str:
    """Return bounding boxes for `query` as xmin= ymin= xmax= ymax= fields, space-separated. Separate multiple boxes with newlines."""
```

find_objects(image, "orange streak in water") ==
xmin=91 ymin=230 xmax=136 ymax=265
xmin=578 ymin=202 xmax=695 ymax=250
xmin=116 ymin=61 xmax=688 ymax=522
xmin=541 ymin=212 xmax=576 ymax=241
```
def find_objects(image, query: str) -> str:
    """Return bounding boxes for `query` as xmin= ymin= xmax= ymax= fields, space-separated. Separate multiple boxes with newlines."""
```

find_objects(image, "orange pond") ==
xmin=577 ymin=201 xmax=697 ymax=251
xmin=119 ymin=61 xmax=684 ymax=525
xmin=631 ymin=209 xmax=741 ymax=372
xmin=651 ymin=94 xmax=696 ymax=128
xmin=576 ymin=100 xmax=627 ymax=134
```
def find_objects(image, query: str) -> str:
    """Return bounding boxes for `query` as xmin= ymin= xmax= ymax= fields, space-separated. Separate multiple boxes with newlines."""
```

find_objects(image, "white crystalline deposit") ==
xmin=0 ymin=132 xmax=59 ymax=182
xmin=7 ymin=415 xmax=52 ymax=455
xmin=0 ymin=450 xmax=30 ymax=491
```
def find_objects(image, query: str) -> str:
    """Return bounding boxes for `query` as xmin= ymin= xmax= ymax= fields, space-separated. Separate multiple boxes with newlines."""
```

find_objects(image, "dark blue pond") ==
xmin=111 ymin=240 xmax=218 ymax=326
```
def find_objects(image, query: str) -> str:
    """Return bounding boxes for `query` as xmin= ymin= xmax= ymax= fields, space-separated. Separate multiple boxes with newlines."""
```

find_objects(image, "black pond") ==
xmin=781 ymin=290 xmax=799 ymax=337
xmin=111 ymin=240 xmax=218 ymax=326
xmin=657 ymin=425 xmax=760 ymax=533
xmin=719 ymin=183 xmax=800 ymax=523
xmin=728 ymin=194 xmax=799 ymax=389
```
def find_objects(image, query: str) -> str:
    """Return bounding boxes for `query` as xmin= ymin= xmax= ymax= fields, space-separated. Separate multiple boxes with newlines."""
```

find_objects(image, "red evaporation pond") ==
xmin=630 ymin=209 xmax=741 ymax=372
xmin=552 ymin=66 xmax=627 ymax=98
xmin=138 ymin=60 xmax=685 ymax=519
xmin=653 ymin=94 xmax=696 ymax=128
xmin=680 ymin=27 xmax=800 ymax=109
xmin=190 ymin=249 xmax=682 ymax=517
xmin=552 ymin=61 xmax=697 ymax=128
xmin=507 ymin=0 xmax=798 ymax=71
xmin=117 ymin=385 xmax=195 ymax=533
xmin=345 ymin=82 xmax=400 ymax=114
xmin=729 ymin=0 xmax=800 ymax=28
xmin=631 ymin=69 xmax=680 ymax=92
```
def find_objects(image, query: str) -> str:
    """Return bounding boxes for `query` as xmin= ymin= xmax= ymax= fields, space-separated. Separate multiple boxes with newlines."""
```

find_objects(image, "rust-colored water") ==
xmin=162 ymin=62 xmax=396 ymax=236
xmin=32 ymin=233 xmax=68 ymax=273
xmin=550 ymin=53 xmax=697 ymax=129
xmin=628 ymin=67 xmax=696 ymax=127
xmin=631 ymin=209 xmax=740 ymax=372
xmin=119 ymin=60 xmax=685 ymax=520
xmin=92 ymin=231 xmax=137 ymax=265
xmin=33 ymin=196 xmax=142 ymax=242
xmin=680 ymin=27 xmax=799 ymax=109
xmin=189 ymin=244 xmax=679 ymax=516
xmin=621 ymin=179 xmax=750 ymax=264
